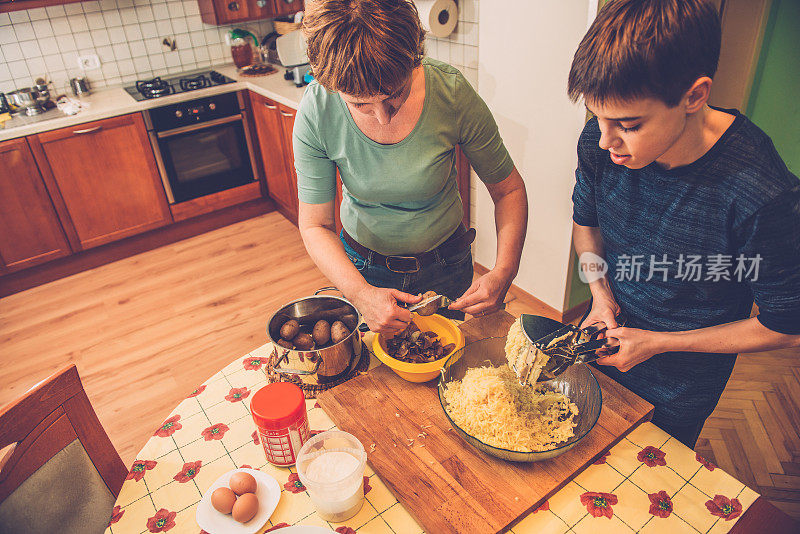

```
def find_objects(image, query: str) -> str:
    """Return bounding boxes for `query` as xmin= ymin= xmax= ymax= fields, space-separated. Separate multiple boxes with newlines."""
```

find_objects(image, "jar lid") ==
xmin=250 ymin=382 xmax=306 ymax=430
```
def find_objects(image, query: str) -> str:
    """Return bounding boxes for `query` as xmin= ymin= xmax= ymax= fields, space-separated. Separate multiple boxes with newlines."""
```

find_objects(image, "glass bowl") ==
xmin=438 ymin=337 xmax=602 ymax=462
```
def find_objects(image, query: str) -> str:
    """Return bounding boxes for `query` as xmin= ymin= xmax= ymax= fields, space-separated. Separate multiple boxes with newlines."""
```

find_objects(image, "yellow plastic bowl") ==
xmin=372 ymin=314 xmax=466 ymax=382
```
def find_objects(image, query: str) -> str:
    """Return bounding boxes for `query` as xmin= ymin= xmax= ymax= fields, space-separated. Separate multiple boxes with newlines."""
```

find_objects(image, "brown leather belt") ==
xmin=342 ymin=225 xmax=476 ymax=273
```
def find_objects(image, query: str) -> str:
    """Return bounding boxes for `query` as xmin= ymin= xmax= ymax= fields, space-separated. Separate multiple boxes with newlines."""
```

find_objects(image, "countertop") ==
xmin=0 ymin=64 xmax=307 ymax=143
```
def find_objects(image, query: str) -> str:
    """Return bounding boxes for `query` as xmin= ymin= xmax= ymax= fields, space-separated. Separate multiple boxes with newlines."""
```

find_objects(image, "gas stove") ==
xmin=124 ymin=70 xmax=235 ymax=101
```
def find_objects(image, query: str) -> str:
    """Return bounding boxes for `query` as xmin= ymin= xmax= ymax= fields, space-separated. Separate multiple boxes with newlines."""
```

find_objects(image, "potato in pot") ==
xmin=312 ymin=320 xmax=331 ymax=346
xmin=330 ymin=320 xmax=350 ymax=344
xmin=280 ymin=319 xmax=300 ymax=341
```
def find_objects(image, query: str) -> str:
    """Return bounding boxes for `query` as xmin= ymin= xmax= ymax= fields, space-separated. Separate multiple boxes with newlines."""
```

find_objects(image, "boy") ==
xmin=567 ymin=0 xmax=800 ymax=448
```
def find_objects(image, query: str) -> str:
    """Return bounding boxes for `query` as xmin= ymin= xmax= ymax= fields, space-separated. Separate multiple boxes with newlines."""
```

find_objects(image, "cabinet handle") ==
xmin=280 ymin=111 xmax=294 ymax=117
xmin=264 ymin=103 xmax=278 ymax=109
xmin=72 ymin=126 xmax=103 ymax=135
xmin=228 ymin=1 xmax=240 ymax=11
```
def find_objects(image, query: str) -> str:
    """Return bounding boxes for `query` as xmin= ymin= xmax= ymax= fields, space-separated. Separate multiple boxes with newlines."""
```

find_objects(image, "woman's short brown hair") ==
xmin=303 ymin=0 xmax=426 ymax=96
xmin=567 ymin=0 xmax=721 ymax=107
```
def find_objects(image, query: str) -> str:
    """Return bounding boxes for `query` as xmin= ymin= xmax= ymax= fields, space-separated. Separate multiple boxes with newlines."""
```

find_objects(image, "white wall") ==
xmin=475 ymin=0 xmax=592 ymax=312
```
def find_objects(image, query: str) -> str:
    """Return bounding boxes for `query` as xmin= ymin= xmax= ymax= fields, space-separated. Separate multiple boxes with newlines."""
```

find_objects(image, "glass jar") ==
xmin=230 ymin=37 xmax=253 ymax=68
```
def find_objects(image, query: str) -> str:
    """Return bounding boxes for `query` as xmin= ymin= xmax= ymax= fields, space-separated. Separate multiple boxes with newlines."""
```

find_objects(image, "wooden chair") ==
xmin=0 ymin=364 xmax=127 ymax=534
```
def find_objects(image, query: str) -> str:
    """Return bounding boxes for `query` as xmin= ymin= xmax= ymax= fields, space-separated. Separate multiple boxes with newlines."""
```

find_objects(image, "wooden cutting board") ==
xmin=316 ymin=311 xmax=654 ymax=534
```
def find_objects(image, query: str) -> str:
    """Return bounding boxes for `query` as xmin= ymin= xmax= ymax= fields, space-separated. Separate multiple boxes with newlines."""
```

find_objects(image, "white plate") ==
xmin=196 ymin=468 xmax=281 ymax=534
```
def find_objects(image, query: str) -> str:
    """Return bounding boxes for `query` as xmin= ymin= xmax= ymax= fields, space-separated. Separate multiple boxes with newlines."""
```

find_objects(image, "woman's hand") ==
xmin=579 ymin=294 xmax=621 ymax=330
xmin=351 ymin=286 xmax=421 ymax=335
xmin=595 ymin=327 xmax=667 ymax=372
xmin=449 ymin=269 xmax=512 ymax=316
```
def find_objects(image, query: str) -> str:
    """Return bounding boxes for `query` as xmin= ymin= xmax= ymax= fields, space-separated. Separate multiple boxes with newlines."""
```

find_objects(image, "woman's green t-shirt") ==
xmin=292 ymin=58 xmax=514 ymax=255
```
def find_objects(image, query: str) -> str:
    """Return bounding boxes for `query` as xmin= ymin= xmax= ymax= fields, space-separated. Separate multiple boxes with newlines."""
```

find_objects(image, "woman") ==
xmin=294 ymin=0 xmax=527 ymax=334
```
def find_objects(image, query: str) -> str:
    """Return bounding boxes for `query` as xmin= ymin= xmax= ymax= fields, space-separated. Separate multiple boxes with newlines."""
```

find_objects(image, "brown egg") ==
xmin=228 ymin=471 xmax=258 ymax=495
xmin=210 ymin=486 xmax=237 ymax=515
xmin=231 ymin=492 xmax=259 ymax=523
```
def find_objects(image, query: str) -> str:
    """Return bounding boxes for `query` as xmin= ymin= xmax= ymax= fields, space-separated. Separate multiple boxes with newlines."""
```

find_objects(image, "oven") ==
xmin=144 ymin=91 xmax=258 ymax=204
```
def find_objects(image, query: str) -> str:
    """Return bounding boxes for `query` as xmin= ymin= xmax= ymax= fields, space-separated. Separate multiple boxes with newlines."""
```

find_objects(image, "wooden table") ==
xmin=104 ymin=331 xmax=796 ymax=534
xmin=317 ymin=311 xmax=658 ymax=533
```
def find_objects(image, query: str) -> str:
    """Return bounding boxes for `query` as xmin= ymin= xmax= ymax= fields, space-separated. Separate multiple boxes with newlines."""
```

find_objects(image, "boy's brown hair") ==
xmin=568 ymin=0 xmax=721 ymax=107
xmin=303 ymin=0 xmax=425 ymax=96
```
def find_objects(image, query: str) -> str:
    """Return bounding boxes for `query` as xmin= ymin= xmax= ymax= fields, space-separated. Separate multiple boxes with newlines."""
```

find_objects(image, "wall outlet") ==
xmin=77 ymin=54 xmax=101 ymax=70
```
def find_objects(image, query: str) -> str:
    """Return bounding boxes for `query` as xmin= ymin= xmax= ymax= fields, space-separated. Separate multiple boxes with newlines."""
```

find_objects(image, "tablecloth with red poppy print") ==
xmin=104 ymin=342 xmax=760 ymax=534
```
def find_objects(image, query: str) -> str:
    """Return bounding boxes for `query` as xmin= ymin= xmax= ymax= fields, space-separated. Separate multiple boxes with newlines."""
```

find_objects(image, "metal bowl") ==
xmin=266 ymin=288 xmax=362 ymax=382
xmin=438 ymin=336 xmax=602 ymax=462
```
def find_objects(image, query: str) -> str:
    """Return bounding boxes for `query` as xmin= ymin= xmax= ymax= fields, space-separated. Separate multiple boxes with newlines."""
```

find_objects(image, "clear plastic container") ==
xmin=296 ymin=430 xmax=367 ymax=522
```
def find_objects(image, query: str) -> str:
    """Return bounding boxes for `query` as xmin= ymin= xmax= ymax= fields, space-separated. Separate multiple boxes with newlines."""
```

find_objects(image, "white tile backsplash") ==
xmin=0 ymin=0 xmax=478 ymax=97
xmin=0 ymin=0 xmax=275 ymax=94
xmin=424 ymin=0 xmax=480 ymax=90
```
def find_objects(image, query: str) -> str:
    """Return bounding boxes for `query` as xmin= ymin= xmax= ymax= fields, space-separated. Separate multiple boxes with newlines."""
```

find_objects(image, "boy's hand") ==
xmin=579 ymin=294 xmax=621 ymax=330
xmin=595 ymin=327 xmax=668 ymax=372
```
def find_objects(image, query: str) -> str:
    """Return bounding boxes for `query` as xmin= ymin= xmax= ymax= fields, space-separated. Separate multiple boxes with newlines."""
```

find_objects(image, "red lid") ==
xmin=250 ymin=382 xmax=307 ymax=430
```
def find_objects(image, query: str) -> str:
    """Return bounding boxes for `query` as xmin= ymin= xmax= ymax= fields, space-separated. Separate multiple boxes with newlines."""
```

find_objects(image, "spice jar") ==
xmin=250 ymin=382 xmax=310 ymax=466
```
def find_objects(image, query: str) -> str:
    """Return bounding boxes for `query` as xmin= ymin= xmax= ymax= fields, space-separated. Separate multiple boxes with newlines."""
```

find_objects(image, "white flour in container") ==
xmin=304 ymin=451 xmax=364 ymax=522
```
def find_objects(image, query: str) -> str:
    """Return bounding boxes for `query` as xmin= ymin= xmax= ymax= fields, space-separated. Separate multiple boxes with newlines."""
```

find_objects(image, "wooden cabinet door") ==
xmin=30 ymin=113 xmax=172 ymax=251
xmin=272 ymin=0 xmax=304 ymax=16
xmin=334 ymin=172 xmax=343 ymax=232
xmin=212 ymin=0 xmax=252 ymax=23
xmin=199 ymin=0 xmax=275 ymax=24
xmin=0 ymin=137 xmax=72 ymax=273
xmin=249 ymin=92 xmax=298 ymax=222
xmin=277 ymin=103 xmax=299 ymax=222
xmin=248 ymin=0 xmax=274 ymax=20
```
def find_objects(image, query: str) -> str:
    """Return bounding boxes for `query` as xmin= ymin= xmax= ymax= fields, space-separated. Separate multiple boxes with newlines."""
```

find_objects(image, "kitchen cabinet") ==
xmin=0 ymin=0 xmax=84 ymax=14
xmin=249 ymin=92 xmax=298 ymax=223
xmin=272 ymin=0 xmax=304 ymax=17
xmin=277 ymin=102 xmax=300 ymax=221
xmin=198 ymin=0 xmax=297 ymax=25
xmin=29 ymin=113 xmax=172 ymax=251
xmin=0 ymin=137 xmax=72 ymax=273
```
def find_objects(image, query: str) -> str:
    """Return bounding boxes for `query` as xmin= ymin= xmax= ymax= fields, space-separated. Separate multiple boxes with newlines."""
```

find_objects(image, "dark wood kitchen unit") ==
xmin=198 ymin=0 xmax=303 ymax=25
xmin=29 ymin=113 xmax=173 ymax=251
xmin=272 ymin=0 xmax=305 ymax=17
xmin=249 ymin=92 xmax=299 ymax=223
xmin=0 ymin=0 xmax=84 ymax=14
xmin=0 ymin=137 xmax=72 ymax=273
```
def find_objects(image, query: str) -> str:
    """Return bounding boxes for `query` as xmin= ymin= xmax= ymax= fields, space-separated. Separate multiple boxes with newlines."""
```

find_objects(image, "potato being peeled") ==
xmin=312 ymin=320 xmax=331 ymax=346
xmin=330 ymin=321 xmax=350 ymax=344
xmin=415 ymin=291 xmax=439 ymax=316
xmin=279 ymin=319 xmax=300 ymax=341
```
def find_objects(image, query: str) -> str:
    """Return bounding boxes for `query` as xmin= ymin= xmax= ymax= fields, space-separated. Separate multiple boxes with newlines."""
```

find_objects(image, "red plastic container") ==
xmin=250 ymin=382 xmax=310 ymax=466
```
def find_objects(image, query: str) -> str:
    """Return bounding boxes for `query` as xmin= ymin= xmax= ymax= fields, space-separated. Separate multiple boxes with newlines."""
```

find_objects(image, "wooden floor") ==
xmin=1 ymin=211 xmax=798 ymax=519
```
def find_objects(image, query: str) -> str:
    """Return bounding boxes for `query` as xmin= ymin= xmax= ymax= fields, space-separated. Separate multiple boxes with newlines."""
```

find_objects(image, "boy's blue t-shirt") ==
xmin=572 ymin=109 xmax=800 ymax=426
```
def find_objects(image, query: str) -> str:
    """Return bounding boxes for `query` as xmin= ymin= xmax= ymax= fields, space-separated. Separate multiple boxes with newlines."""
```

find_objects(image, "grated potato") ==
xmin=505 ymin=317 xmax=549 ymax=385
xmin=443 ymin=364 xmax=579 ymax=452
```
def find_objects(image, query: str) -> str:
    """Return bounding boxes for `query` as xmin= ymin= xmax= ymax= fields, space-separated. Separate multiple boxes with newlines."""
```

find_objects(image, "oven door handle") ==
xmin=156 ymin=114 xmax=243 ymax=138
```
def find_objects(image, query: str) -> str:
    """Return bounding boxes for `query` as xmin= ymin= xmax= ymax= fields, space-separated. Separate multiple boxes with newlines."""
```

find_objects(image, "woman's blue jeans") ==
xmin=340 ymin=232 xmax=473 ymax=320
